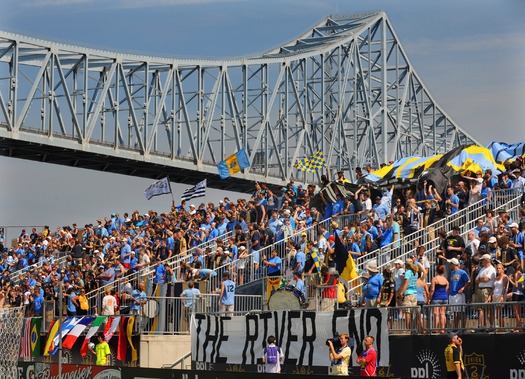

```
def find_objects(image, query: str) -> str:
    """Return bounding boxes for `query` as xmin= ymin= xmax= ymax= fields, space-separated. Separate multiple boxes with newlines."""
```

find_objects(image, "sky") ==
xmin=1 ymin=0 xmax=524 ymax=240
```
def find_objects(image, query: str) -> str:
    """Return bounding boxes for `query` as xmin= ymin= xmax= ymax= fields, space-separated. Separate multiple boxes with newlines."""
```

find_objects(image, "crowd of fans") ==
xmin=0 ymin=158 xmax=523 ymax=329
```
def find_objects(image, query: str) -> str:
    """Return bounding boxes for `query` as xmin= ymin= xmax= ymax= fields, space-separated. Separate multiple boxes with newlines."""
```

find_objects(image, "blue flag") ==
xmin=217 ymin=148 xmax=251 ymax=179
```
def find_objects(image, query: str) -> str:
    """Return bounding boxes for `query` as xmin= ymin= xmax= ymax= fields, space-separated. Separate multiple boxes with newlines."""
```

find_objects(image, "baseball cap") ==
xmin=394 ymin=259 xmax=404 ymax=265
xmin=488 ymin=237 xmax=497 ymax=244
xmin=480 ymin=254 xmax=492 ymax=261
xmin=447 ymin=258 xmax=460 ymax=265
xmin=509 ymin=222 xmax=519 ymax=229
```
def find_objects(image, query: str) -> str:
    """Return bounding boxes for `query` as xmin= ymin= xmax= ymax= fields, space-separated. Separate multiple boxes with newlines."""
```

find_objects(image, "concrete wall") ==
xmin=140 ymin=334 xmax=191 ymax=368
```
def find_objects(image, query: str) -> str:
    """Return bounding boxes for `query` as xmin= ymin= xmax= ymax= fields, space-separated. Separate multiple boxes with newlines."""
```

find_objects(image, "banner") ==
xmin=217 ymin=148 xmax=250 ymax=179
xmin=192 ymin=308 xmax=389 ymax=368
xmin=181 ymin=179 xmax=207 ymax=202
xmin=144 ymin=177 xmax=172 ymax=200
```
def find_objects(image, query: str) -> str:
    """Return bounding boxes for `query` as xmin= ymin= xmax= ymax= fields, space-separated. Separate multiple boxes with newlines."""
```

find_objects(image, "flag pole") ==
xmin=167 ymin=176 xmax=175 ymax=207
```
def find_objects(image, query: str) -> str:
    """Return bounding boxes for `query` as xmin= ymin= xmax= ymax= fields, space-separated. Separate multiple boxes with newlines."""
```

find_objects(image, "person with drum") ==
xmin=263 ymin=249 xmax=282 ymax=277
xmin=294 ymin=271 xmax=306 ymax=299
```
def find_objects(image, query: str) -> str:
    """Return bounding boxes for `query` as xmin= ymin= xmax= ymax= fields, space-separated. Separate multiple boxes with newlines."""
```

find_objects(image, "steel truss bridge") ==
xmin=0 ymin=11 xmax=478 ymax=191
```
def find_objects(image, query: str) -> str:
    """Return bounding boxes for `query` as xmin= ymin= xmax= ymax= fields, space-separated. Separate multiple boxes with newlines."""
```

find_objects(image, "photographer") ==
xmin=327 ymin=333 xmax=351 ymax=376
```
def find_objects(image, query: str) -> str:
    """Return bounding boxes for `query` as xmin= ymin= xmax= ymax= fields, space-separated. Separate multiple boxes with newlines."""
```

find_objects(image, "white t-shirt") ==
xmin=477 ymin=264 xmax=496 ymax=289
xmin=102 ymin=294 xmax=118 ymax=315
xmin=263 ymin=343 xmax=284 ymax=373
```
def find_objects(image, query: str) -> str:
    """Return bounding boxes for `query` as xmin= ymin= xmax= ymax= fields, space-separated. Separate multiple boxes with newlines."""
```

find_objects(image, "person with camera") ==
xmin=327 ymin=333 xmax=351 ymax=376
xmin=444 ymin=332 xmax=464 ymax=379
xmin=357 ymin=335 xmax=377 ymax=376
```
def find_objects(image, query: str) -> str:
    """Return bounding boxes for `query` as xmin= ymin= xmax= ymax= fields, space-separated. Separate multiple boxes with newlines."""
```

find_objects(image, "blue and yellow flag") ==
xmin=310 ymin=248 xmax=322 ymax=282
xmin=217 ymin=148 xmax=251 ymax=179
xmin=294 ymin=151 xmax=325 ymax=172
xmin=43 ymin=318 xmax=61 ymax=357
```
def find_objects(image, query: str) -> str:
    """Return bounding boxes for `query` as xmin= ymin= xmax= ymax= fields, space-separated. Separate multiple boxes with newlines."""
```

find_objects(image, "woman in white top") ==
xmin=491 ymin=263 xmax=509 ymax=329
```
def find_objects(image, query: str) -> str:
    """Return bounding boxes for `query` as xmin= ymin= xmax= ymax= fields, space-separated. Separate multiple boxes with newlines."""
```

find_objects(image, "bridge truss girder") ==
xmin=0 ymin=11 xmax=478 ymax=190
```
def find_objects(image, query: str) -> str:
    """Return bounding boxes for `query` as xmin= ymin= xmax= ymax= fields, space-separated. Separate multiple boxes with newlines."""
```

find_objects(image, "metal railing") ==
xmin=385 ymin=301 xmax=524 ymax=334
xmin=86 ymin=231 xmax=234 ymax=306
xmin=348 ymin=187 xmax=524 ymax=294
xmin=136 ymin=293 xmax=262 ymax=335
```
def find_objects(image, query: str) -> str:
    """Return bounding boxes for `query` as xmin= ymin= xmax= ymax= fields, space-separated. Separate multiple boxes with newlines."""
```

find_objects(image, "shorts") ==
xmin=403 ymin=294 xmax=417 ymax=308
xmin=431 ymin=299 xmax=448 ymax=305
xmin=512 ymin=293 xmax=525 ymax=302
xmin=476 ymin=288 xmax=492 ymax=305
xmin=448 ymin=293 xmax=465 ymax=312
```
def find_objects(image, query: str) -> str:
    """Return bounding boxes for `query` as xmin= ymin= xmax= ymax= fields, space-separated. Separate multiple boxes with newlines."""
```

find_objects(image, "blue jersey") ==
xmin=221 ymin=279 xmax=235 ymax=305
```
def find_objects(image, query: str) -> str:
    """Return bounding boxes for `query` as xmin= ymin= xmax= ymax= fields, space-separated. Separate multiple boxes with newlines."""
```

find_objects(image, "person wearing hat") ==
xmin=448 ymin=258 xmax=470 ymax=330
xmin=363 ymin=260 xmax=382 ymax=308
xmin=444 ymin=332 xmax=464 ymax=379
xmin=475 ymin=254 xmax=496 ymax=330
xmin=511 ymin=167 xmax=525 ymax=188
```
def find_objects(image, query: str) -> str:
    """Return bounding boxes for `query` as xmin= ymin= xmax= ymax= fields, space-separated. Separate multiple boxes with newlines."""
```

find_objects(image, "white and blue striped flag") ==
xmin=181 ymin=179 xmax=206 ymax=202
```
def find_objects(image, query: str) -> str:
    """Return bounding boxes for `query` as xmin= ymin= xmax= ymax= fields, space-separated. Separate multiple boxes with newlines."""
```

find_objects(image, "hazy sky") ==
xmin=1 ymin=0 xmax=524 ymax=239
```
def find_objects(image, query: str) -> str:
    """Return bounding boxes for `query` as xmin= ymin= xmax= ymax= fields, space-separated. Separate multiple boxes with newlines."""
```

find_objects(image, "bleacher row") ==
xmin=81 ymin=186 xmax=524 ymax=315
xmin=2 ymin=185 xmax=523 ymax=331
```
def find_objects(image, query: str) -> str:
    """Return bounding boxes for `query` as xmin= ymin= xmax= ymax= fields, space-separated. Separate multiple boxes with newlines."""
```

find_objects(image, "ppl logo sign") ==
xmin=510 ymin=350 xmax=525 ymax=379
xmin=410 ymin=349 xmax=441 ymax=378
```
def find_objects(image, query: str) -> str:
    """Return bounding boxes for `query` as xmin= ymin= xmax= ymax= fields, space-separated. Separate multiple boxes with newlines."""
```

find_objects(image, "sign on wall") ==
xmin=192 ymin=308 xmax=389 ymax=369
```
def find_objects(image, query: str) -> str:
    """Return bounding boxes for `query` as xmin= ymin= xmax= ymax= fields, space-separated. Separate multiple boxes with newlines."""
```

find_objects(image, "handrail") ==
xmin=86 ymin=230 xmax=234 ymax=302
xmin=347 ymin=186 xmax=524 ymax=294
xmin=163 ymin=351 xmax=192 ymax=369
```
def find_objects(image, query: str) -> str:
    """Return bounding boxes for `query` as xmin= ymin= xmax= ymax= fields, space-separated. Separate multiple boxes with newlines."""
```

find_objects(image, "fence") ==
xmin=85 ymin=230 xmax=234 ymax=309
xmin=347 ymin=186 xmax=524 ymax=295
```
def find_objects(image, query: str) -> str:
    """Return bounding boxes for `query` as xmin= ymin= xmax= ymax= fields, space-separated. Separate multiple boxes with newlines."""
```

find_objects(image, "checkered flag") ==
xmin=294 ymin=151 xmax=325 ymax=172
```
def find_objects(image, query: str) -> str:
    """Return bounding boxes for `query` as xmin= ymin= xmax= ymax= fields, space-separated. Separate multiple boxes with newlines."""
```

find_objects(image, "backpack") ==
xmin=265 ymin=345 xmax=279 ymax=364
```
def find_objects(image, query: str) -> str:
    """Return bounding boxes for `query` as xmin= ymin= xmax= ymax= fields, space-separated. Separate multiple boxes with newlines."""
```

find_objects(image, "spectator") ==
xmin=475 ymin=254 xmax=496 ymax=330
xmin=429 ymin=265 xmax=449 ymax=334
xmin=218 ymin=272 xmax=235 ymax=316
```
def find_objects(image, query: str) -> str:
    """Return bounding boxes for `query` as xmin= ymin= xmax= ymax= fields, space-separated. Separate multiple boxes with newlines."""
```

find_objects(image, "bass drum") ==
xmin=268 ymin=285 xmax=305 ymax=311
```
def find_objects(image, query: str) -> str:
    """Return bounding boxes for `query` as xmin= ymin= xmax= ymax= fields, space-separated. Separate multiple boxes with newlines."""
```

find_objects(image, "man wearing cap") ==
xmin=363 ymin=261 xmax=383 ymax=308
xmin=444 ymin=332 xmax=464 ymax=379
xmin=448 ymin=258 xmax=470 ymax=329
xmin=475 ymin=254 xmax=496 ymax=330
xmin=511 ymin=168 xmax=525 ymax=189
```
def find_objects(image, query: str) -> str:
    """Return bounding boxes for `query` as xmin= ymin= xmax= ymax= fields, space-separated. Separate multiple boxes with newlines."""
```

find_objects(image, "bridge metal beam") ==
xmin=0 ymin=11 xmax=478 ymax=190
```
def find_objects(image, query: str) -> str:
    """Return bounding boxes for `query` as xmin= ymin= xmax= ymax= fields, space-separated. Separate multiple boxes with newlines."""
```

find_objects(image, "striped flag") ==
xmin=181 ymin=179 xmax=206 ymax=202
xmin=103 ymin=316 xmax=121 ymax=341
xmin=117 ymin=316 xmax=128 ymax=361
xmin=126 ymin=316 xmax=138 ymax=362
xmin=49 ymin=317 xmax=82 ymax=355
xmin=43 ymin=318 xmax=61 ymax=357
xmin=80 ymin=316 xmax=106 ymax=357
xmin=63 ymin=316 xmax=95 ymax=349
xmin=31 ymin=318 xmax=42 ymax=357
xmin=19 ymin=318 xmax=32 ymax=359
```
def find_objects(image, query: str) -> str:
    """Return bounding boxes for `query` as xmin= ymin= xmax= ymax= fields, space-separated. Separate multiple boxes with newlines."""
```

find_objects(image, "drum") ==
xmin=268 ymin=285 xmax=306 ymax=311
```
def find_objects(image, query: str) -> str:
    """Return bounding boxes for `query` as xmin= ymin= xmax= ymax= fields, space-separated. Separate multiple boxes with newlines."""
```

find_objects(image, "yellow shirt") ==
xmin=444 ymin=343 xmax=464 ymax=373
xmin=95 ymin=341 xmax=111 ymax=365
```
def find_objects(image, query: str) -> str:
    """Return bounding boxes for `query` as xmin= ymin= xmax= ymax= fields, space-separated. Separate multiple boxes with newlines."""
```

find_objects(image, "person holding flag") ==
xmin=90 ymin=332 xmax=111 ymax=366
